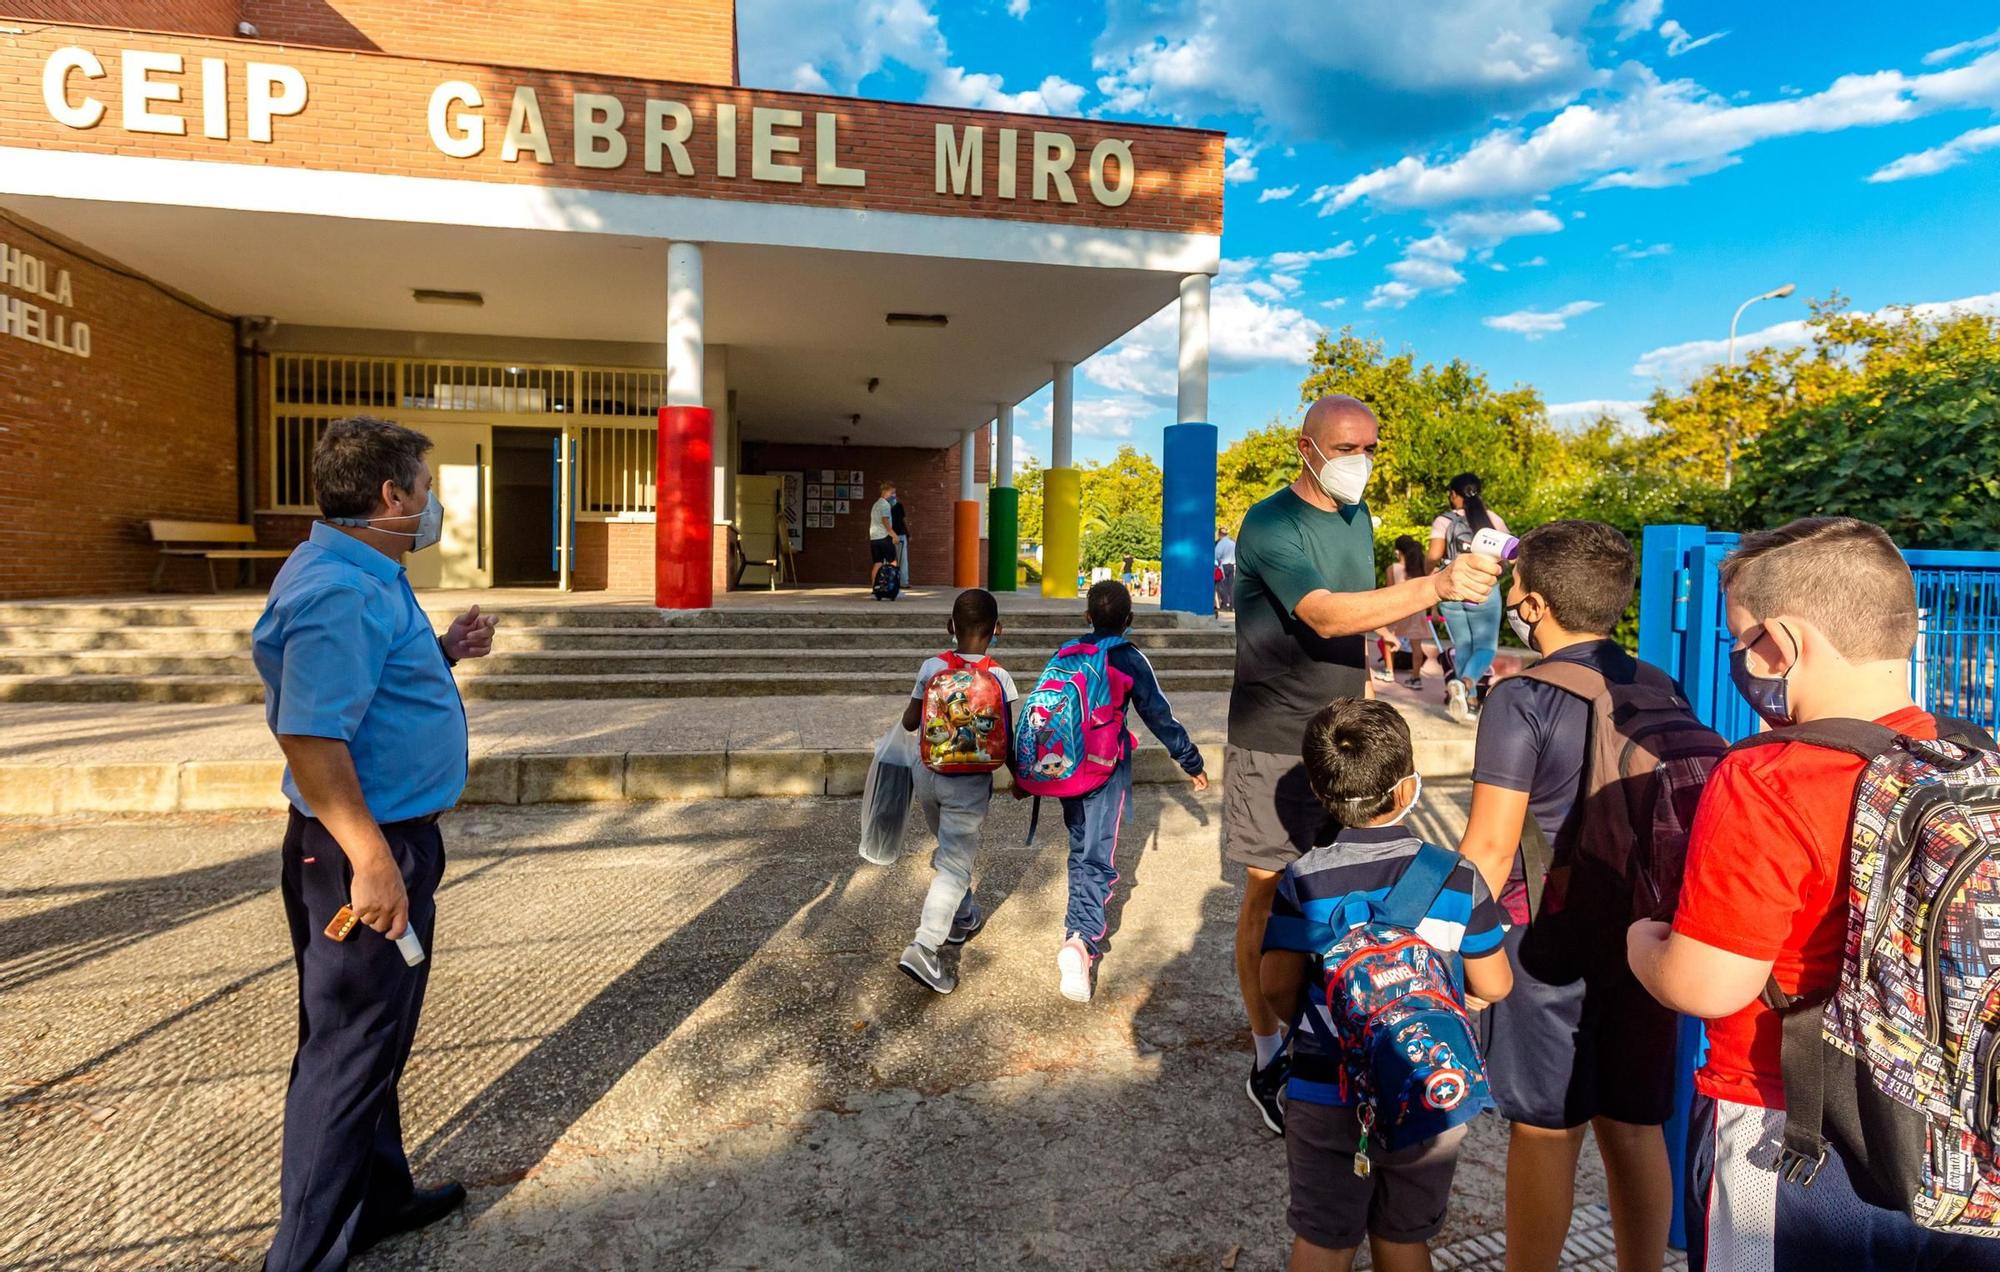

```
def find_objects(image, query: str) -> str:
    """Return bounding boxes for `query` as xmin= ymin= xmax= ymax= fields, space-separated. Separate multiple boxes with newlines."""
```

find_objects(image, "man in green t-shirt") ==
xmin=1228 ymin=394 xmax=1500 ymax=1135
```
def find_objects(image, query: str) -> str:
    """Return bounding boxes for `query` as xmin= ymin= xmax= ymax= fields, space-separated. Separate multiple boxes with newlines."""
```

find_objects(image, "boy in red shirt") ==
xmin=1627 ymin=517 xmax=1991 ymax=1269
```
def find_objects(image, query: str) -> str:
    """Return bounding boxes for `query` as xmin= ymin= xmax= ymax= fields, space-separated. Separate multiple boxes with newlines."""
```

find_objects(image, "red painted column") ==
xmin=656 ymin=405 xmax=714 ymax=608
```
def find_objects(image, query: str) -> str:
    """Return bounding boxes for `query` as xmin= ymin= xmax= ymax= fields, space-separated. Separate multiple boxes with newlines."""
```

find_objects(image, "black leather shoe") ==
xmin=357 ymin=1182 xmax=467 ymax=1252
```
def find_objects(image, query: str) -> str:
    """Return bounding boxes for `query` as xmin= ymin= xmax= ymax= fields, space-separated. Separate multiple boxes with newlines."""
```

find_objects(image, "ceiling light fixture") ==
xmin=413 ymin=288 xmax=484 ymax=307
xmin=884 ymin=312 xmax=947 ymax=328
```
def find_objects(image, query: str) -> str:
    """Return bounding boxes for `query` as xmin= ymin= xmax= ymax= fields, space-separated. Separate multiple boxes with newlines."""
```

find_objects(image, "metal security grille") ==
xmin=267 ymin=354 xmax=668 ymax=514
xmin=577 ymin=425 xmax=658 ymax=514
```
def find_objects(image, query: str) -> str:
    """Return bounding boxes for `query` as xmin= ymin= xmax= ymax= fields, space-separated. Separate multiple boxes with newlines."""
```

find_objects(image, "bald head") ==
xmin=1301 ymin=395 xmax=1379 ymax=448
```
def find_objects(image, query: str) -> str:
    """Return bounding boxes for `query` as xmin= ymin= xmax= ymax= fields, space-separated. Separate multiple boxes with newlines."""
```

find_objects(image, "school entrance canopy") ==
xmin=0 ymin=20 xmax=1228 ymax=612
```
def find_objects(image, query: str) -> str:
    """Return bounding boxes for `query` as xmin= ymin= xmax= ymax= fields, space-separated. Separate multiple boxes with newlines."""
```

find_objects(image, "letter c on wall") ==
xmin=44 ymin=46 xmax=106 ymax=129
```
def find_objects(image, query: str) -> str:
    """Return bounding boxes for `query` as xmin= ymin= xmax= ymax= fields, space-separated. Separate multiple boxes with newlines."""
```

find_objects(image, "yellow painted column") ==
xmin=1041 ymin=466 xmax=1081 ymax=598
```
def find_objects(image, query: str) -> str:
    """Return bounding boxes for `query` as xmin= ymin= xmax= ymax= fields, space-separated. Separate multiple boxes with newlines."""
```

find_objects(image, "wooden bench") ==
xmin=147 ymin=520 xmax=293 ymax=592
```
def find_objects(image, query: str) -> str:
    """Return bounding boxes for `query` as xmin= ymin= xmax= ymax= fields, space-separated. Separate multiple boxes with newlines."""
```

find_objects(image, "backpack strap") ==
xmin=1758 ymin=984 xmax=1835 ymax=1185
xmin=938 ymin=650 xmax=967 ymax=673
xmin=1727 ymin=719 xmax=1901 ymax=760
xmin=1024 ymin=794 xmax=1042 ymax=846
xmin=1936 ymin=714 xmax=1999 ymax=752
xmin=1519 ymin=658 xmax=1613 ymax=701
xmin=1378 ymin=842 xmax=1458 ymax=930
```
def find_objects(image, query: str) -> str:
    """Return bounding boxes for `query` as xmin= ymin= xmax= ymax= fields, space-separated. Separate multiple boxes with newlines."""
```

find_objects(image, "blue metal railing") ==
xmin=1637 ymin=525 xmax=2000 ymax=1248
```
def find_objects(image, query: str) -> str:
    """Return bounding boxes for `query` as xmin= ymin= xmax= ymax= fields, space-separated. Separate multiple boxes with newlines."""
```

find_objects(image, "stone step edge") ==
xmin=0 ymin=739 xmax=1475 ymax=814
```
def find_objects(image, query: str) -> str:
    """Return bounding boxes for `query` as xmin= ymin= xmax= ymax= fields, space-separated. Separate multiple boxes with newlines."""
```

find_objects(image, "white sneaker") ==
xmin=1445 ymin=678 xmax=1470 ymax=724
xmin=1058 ymin=933 xmax=1095 ymax=1003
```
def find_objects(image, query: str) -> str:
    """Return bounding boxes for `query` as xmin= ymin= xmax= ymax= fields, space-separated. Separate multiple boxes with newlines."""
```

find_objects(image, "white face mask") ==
xmin=1381 ymin=772 xmax=1423 ymax=826
xmin=330 ymin=490 xmax=444 ymax=552
xmin=1304 ymin=437 xmax=1372 ymax=506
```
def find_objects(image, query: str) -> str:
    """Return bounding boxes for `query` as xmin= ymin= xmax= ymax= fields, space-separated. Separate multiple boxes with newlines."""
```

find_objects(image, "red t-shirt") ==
xmin=1671 ymin=706 xmax=1937 ymax=1108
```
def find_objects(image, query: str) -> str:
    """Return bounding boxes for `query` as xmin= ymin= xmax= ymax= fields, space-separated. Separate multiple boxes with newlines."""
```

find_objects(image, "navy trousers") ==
xmin=1060 ymin=755 xmax=1133 ymax=953
xmin=266 ymin=809 xmax=444 ymax=1272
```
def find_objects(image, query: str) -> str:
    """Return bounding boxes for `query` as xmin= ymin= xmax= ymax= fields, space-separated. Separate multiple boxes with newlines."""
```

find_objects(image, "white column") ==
xmin=1051 ymin=361 xmax=1074 ymax=469
xmin=667 ymin=241 xmax=704 ymax=407
xmin=1177 ymin=273 xmax=1210 ymax=423
xmin=995 ymin=402 xmax=1014 ymax=487
xmin=960 ymin=430 xmax=978 ymax=500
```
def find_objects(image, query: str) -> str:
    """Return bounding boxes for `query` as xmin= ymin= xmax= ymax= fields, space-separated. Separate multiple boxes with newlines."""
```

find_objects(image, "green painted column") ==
xmin=987 ymin=485 xmax=1019 ymax=591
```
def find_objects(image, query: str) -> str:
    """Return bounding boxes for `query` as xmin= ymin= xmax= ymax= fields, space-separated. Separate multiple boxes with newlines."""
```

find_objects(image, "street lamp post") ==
xmin=1724 ymin=282 xmax=1797 ymax=489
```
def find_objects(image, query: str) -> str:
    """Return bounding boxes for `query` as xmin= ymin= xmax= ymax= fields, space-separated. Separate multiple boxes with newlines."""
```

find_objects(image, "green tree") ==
xmin=1012 ymin=459 xmax=1043 ymax=547
xmin=1082 ymin=511 xmax=1163 ymax=569
xmin=1217 ymin=418 xmax=1301 ymax=531
xmin=1737 ymin=312 xmax=2000 ymax=548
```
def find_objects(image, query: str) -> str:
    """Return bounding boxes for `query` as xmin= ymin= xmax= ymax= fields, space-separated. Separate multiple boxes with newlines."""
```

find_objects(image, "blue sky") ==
xmin=737 ymin=1 xmax=2000 ymax=465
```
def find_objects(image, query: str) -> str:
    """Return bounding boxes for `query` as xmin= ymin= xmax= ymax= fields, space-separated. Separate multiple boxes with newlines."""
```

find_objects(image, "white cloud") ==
xmin=1629 ymin=290 xmax=2000 ymax=381
xmin=1258 ymin=185 xmax=1299 ymax=203
xmin=1520 ymin=255 xmax=1549 ymax=266
xmin=1659 ymin=18 xmax=1727 ymax=57
xmin=1265 ymin=243 xmax=1357 ymax=269
xmin=1611 ymin=0 xmax=1662 ymax=40
xmin=1868 ymin=123 xmax=2000 ymax=182
xmin=1007 ymin=0 xmax=1030 ymax=17
xmin=1319 ymin=297 xmax=1348 ymax=311
xmin=929 ymin=67 xmax=1086 ymax=114
xmin=1366 ymin=281 xmax=1423 ymax=310
xmin=1308 ymin=51 xmax=2000 ymax=214
xmin=1924 ymin=27 xmax=2000 ymax=66
xmin=1362 ymin=206 xmax=1562 ymax=305
xmin=1547 ymin=398 xmax=1648 ymax=430
xmin=738 ymin=0 xmax=1084 ymax=115
xmin=1614 ymin=241 xmax=1673 ymax=258
xmin=1073 ymin=397 xmax=1152 ymax=438
xmin=1083 ymin=279 xmax=1324 ymax=398
xmin=1224 ymin=138 xmax=1261 ymax=183
xmin=1483 ymin=299 xmax=1603 ymax=338
xmin=1090 ymin=0 xmax=1598 ymax=146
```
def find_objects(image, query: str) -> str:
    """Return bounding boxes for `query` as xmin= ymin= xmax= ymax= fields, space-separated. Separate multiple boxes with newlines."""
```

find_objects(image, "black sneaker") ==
xmin=1246 ymin=1054 xmax=1288 ymax=1136
xmin=355 ymin=1181 xmax=467 ymax=1253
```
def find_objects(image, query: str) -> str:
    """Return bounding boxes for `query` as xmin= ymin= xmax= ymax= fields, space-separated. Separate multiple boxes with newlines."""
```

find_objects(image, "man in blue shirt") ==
xmin=253 ymin=415 xmax=496 ymax=1271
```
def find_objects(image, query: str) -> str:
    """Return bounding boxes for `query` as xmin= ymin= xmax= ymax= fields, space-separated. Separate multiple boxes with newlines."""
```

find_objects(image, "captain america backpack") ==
xmin=1293 ymin=842 xmax=1493 ymax=1164
xmin=1011 ymin=635 xmax=1133 ymax=799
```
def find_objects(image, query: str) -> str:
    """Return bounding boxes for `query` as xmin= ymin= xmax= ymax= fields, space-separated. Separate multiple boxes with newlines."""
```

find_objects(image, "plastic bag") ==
xmin=858 ymin=722 xmax=918 ymax=864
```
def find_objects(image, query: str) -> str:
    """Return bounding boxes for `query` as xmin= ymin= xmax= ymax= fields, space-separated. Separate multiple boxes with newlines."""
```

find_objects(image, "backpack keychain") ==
xmin=1353 ymin=1105 xmax=1374 ymax=1178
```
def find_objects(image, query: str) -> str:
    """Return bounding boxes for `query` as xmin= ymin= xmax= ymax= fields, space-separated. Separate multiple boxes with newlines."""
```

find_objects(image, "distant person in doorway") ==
xmin=252 ymin=415 xmax=496 ymax=1271
xmin=1226 ymin=395 xmax=1499 ymax=1136
xmin=869 ymin=480 xmax=901 ymax=598
xmin=1215 ymin=526 xmax=1237 ymax=612
xmin=1121 ymin=554 xmax=1138 ymax=589
xmin=890 ymin=488 xmax=912 ymax=587
xmin=1428 ymin=473 xmax=1509 ymax=724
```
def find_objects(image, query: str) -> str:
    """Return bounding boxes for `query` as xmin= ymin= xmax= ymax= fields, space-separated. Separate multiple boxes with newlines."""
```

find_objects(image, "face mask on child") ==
xmin=1380 ymin=772 xmax=1423 ymax=826
xmin=1730 ymin=623 xmax=1798 ymax=729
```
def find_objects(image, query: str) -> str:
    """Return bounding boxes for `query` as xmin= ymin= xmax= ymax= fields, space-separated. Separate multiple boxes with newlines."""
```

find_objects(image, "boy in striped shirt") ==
xmin=1262 ymin=698 xmax=1511 ymax=1272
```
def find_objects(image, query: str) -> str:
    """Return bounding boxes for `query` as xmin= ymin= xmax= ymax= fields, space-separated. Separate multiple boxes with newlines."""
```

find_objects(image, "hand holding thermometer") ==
xmin=324 ymin=904 xmax=428 ymax=966
xmin=1470 ymin=526 xmax=1519 ymax=564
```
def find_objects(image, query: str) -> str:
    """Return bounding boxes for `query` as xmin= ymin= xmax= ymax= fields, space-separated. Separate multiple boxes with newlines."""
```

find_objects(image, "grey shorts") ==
xmin=1286 ymin=1101 xmax=1467 ymax=1250
xmin=1221 ymin=744 xmax=1332 ymax=873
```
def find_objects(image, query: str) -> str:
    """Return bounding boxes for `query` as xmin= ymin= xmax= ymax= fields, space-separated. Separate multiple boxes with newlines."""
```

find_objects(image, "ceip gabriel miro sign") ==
xmin=39 ymin=46 xmax=1141 ymax=209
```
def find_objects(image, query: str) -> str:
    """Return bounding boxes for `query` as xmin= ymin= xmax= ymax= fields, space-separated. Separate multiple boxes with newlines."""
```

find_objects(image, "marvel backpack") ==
xmin=917 ymin=652 xmax=1009 ymax=775
xmin=872 ymin=559 xmax=901 ymax=601
xmin=1011 ymin=635 xmax=1133 ymax=798
xmin=1735 ymin=717 xmax=2000 ymax=1233
xmin=1515 ymin=660 xmax=1725 ymax=965
xmin=1293 ymin=842 xmax=1492 ymax=1161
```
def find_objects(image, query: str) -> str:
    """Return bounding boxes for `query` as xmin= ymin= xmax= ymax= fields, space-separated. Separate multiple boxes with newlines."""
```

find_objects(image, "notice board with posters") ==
xmin=773 ymin=471 xmax=803 ymax=550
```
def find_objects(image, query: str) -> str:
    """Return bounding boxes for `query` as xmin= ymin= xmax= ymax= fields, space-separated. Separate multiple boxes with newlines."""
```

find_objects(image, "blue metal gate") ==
xmin=1636 ymin=524 xmax=2000 ymax=1247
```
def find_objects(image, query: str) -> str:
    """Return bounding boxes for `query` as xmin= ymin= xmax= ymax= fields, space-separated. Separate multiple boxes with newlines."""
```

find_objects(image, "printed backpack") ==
xmin=916 ymin=652 xmax=1009 ymax=775
xmin=1735 ymin=717 xmax=2000 ymax=1233
xmin=1293 ymin=842 xmax=1492 ymax=1161
xmin=872 ymin=560 xmax=901 ymax=601
xmin=1516 ymin=660 xmax=1725 ymax=967
xmin=1012 ymin=635 xmax=1133 ymax=798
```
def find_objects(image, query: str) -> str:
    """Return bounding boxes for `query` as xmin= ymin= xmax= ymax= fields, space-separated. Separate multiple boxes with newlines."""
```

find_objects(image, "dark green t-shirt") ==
xmin=1229 ymin=485 xmax=1377 ymax=754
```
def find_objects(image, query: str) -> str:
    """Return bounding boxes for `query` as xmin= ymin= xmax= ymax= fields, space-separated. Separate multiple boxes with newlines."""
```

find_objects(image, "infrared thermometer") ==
xmin=1471 ymin=527 xmax=1519 ymax=563
xmin=395 ymin=929 xmax=427 ymax=967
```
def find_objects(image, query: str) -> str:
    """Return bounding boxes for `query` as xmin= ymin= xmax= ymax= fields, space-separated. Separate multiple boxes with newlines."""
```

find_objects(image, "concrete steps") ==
xmin=0 ymin=601 xmax=1236 ymax=703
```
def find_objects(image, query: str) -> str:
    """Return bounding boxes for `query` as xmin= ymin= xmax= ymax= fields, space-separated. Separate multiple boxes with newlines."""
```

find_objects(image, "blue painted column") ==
xmin=1161 ymin=272 xmax=1217 ymax=617
xmin=1162 ymin=424 xmax=1218 ymax=615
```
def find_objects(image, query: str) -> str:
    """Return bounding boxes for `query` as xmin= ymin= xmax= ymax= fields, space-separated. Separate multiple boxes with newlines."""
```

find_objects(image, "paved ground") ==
xmin=2 ymin=778 xmax=1667 ymax=1271
xmin=0 ymin=686 xmax=1472 ymax=769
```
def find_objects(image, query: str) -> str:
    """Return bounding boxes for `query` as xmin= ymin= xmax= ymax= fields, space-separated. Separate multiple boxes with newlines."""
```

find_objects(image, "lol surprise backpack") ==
xmin=1011 ymin=635 xmax=1133 ymax=798
xmin=916 ymin=652 xmax=1009 ymax=775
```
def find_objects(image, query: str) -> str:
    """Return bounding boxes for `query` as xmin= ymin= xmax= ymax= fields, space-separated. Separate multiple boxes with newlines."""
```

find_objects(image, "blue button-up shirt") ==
xmin=252 ymin=522 xmax=468 ymax=823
